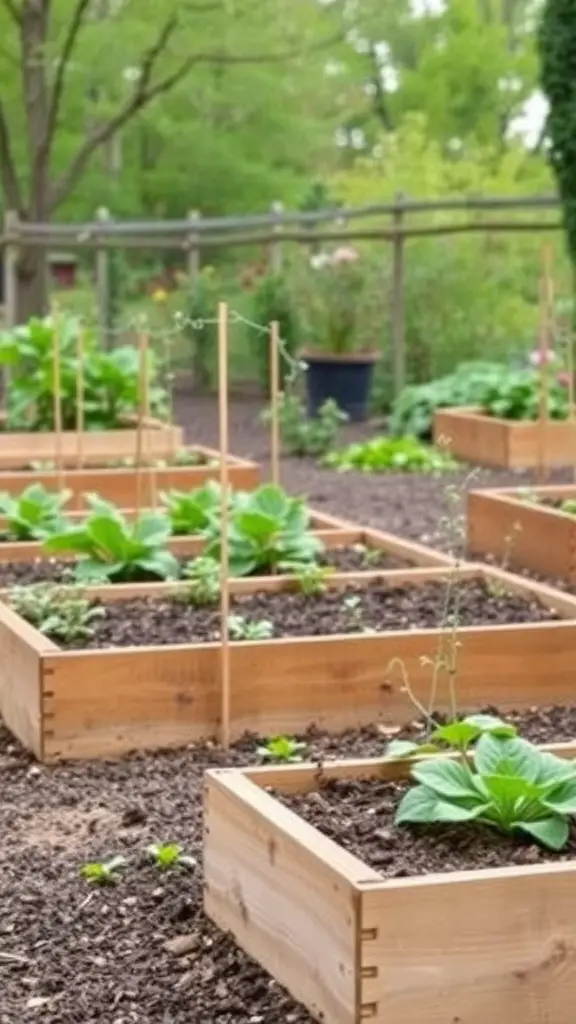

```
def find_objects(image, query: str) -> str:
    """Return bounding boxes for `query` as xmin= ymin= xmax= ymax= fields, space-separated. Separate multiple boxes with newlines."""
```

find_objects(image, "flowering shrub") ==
xmin=295 ymin=247 xmax=382 ymax=355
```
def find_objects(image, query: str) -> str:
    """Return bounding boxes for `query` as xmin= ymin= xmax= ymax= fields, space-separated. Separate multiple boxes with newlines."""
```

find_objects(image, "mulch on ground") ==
xmin=3 ymin=394 xmax=576 ymax=1022
xmin=2 ymin=702 xmax=576 ymax=1023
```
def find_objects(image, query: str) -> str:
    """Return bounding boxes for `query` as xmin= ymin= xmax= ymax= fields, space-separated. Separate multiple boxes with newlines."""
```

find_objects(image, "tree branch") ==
xmin=367 ymin=43 xmax=394 ymax=132
xmin=0 ymin=101 xmax=22 ymax=210
xmin=49 ymin=19 xmax=345 ymax=212
xmin=45 ymin=0 xmax=91 ymax=156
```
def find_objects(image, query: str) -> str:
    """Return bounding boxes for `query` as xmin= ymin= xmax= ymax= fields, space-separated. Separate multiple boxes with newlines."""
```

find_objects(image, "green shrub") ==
xmin=262 ymin=393 xmax=348 ymax=457
xmin=324 ymin=435 xmax=457 ymax=474
xmin=388 ymin=361 xmax=505 ymax=438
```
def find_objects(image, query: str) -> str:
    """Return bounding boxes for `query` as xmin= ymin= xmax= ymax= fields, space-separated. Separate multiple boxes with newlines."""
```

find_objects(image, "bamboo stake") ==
xmin=567 ymin=321 xmax=576 ymax=483
xmin=163 ymin=325 xmax=178 ymax=462
xmin=52 ymin=306 xmax=64 ymax=492
xmin=75 ymin=325 xmax=85 ymax=508
xmin=135 ymin=332 xmax=149 ymax=515
xmin=269 ymin=320 xmax=281 ymax=487
xmin=218 ymin=301 xmax=231 ymax=749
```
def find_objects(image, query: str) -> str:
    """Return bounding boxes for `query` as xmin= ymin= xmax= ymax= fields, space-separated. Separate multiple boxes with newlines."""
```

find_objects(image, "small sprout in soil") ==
xmin=257 ymin=735 xmax=308 ymax=763
xmin=353 ymin=543 xmax=384 ymax=568
xmin=394 ymin=719 xmax=576 ymax=851
xmin=285 ymin=561 xmax=334 ymax=596
xmin=79 ymin=855 xmax=127 ymax=886
xmin=146 ymin=842 xmax=196 ymax=871
xmin=561 ymin=499 xmax=576 ymax=516
xmin=227 ymin=614 xmax=274 ymax=640
xmin=9 ymin=583 xmax=105 ymax=642
xmin=181 ymin=556 xmax=221 ymax=605
xmin=342 ymin=593 xmax=364 ymax=628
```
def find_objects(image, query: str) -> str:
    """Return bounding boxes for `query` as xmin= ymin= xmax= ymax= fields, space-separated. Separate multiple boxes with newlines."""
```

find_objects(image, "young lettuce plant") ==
xmin=147 ymin=842 xmax=196 ymax=871
xmin=227 ymin=614 xmax=274 ymax=640
xmin=388 ymin=715 xmax=576 ymax=851
xmin=0 ymin=483 xmax=71 ymax=541
xmin=160 ymin=480 xmax=226 ymax=537
xmin=44 ymin=496 xmax=179 ymax=583
xmin=79 ymin=855 xmax=127 ymax=886
xmin=257 ymin=735 xmax=308 ymax=763
xmin=206 ymin=484 xmax=323 ymax=576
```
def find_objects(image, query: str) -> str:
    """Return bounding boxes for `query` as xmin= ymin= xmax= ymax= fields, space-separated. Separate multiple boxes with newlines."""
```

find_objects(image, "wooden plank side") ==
xmin=360 ymin=862 xmax=576 ymax=1024
xmin=362 ymin=528 xmax=454 ymax=567
xmin=0 ymin=425 xmax=184 ymax=468
xmin=214 ymin=620 xmax=576 ymax=740
xmin=0 ymin=457 xmax=260 ymax=504
xmin=42 ymin=644 xmax=219 ymax=760
xmin=204 ymin=771 xmax=369 ymax=1024
xmin=433 ymin=408 xmax=509 ymax=467
xmin=0 ymin=603 xmax=56 ymax=758
xmin=508 ymin=419 xmax=576 ymax=469
xmin=468 ymin=490 xmax=576 ymax=583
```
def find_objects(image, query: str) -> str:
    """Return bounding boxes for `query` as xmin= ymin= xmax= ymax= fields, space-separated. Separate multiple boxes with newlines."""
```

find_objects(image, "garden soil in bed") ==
xmin=28 ymin=577 xmax=562 ymax=650
xmin=2 ymin=702 xmax=576 ymax=1023
xmin=0 ymin=546 xmax=413 ymax=588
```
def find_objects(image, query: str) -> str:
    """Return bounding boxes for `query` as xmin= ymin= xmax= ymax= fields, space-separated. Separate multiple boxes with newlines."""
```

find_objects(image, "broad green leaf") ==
xmin=411 ymin=758 xmax=477 ymax=800
xmin=542 ymin=777 xmax=576 ymax=815
xmin=85 ymin=494 xmax=124 ymax=521
xmin=73 ymin=559 xmax=118 ymax=583
xmin=235 ymin=510 xmax=278 ymax=542
xmin=536 ymin=751 xmax=576 ymax=787
xmin=250 ymin=484 xmax=289 ymax=520
xmin=480 ymin=773 xmax=544 ymax=810
xmin=515 ymin=816 xmax=570 ymax=851
xmin=138 ymin=551 xmax=180 ymax=580
xmin=431 ymin=721 xmax=481 ymax=749
xmin=462 ymin=714 xmax=517 ymax=738
xmin=44 ymin=529 xmax=96 ymax=555
xmin=474 ymin=734 xmax=541 ymax=783
xmin=87 ymin=516 xmax=130 ymax=559
xmin=133 ymin=512 xmax=172 ymax=546
xmin=396 ymin=784 xmax=488 ymax=825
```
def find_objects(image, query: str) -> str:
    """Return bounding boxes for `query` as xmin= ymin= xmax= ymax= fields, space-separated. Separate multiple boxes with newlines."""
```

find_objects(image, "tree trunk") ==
xmin=15 ymin=248 xmax=48 ymax=323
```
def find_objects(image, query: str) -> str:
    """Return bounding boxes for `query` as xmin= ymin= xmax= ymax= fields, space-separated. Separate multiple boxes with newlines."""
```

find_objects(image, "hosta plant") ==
xmin=388 ymin=714 xmax=576 ymax=851
xmin=160 ymin=480 xmax=225 ymax=537
xmin=206 ymin=484 xmax=323 ymax=576
xmin=323 ymin=436 xmax=457 ymax=474
xmin=44 ymin=496 xmax=179 ymax=583
xmin=0 ymin=483 xmax=71 ymax=540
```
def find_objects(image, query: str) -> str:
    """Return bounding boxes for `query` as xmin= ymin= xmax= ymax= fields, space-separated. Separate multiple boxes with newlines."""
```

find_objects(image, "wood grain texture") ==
xmin=0 ymin=424 xmax=184 ymax=469
xmin=0 ymin=602 xmax=56 ymax=759
xmin=204 ymin=770 xmax=368 ymax=1024
xmin=434 ymin=407 xmax=576 ymax=469
xmin=205 ymin=750 xmax=576 ymax=1024
xmin=468 ymin=489 xmax=576 ymax=583
xmin=0 ymin=446 xmax=260 ymax=504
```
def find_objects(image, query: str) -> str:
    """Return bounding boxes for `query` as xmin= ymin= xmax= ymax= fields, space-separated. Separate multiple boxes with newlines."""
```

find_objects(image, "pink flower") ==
xmin=331 ymin=246 xmax=359 ymax=264
xmin=529 ymin=348 xmax=558 ymax=367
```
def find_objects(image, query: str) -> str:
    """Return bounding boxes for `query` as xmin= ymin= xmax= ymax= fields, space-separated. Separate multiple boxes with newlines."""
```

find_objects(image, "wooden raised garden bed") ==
xmin=1 ymin=563 xmax=575 ymax=762
xmin=0 ymin=445 xmax=260 ymax=506
xmin=204 ymin=742 xmax=576 ymax=1024
xmin=434 ymin=406 xmax=576 ymax=469
xmin=0 ymin=421 xmax=185 ymax=470
xmin=468 ymin=484 xmax=576 ymax=584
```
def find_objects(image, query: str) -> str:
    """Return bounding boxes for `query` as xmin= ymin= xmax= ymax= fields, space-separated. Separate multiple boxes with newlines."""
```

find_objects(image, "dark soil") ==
xmin=21 ymin=578 xmax=562 ymax=651
xmin=2 ymin=702 xmax=576 ymax=1023
xmin=278 ymin=776 xmax=576 ymax=878
xmin=0 ymin=544 xmax=407 ymax=589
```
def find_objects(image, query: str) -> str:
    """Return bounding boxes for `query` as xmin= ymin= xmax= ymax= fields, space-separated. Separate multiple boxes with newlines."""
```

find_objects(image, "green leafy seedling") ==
xmin=146 ymin=843 xmax=196 ymax=871
xmin=257 ymin=735 xmax=308 ymax=763
xmin=181 ymin=556 xmax=221 ymax=606
xmin=79 ymin=855 xmax=126 ymax=886
xmin=283 ymin=561 xmax=334 ymax=596
xmin=227 ymin=614 xmax=274 ymax=640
